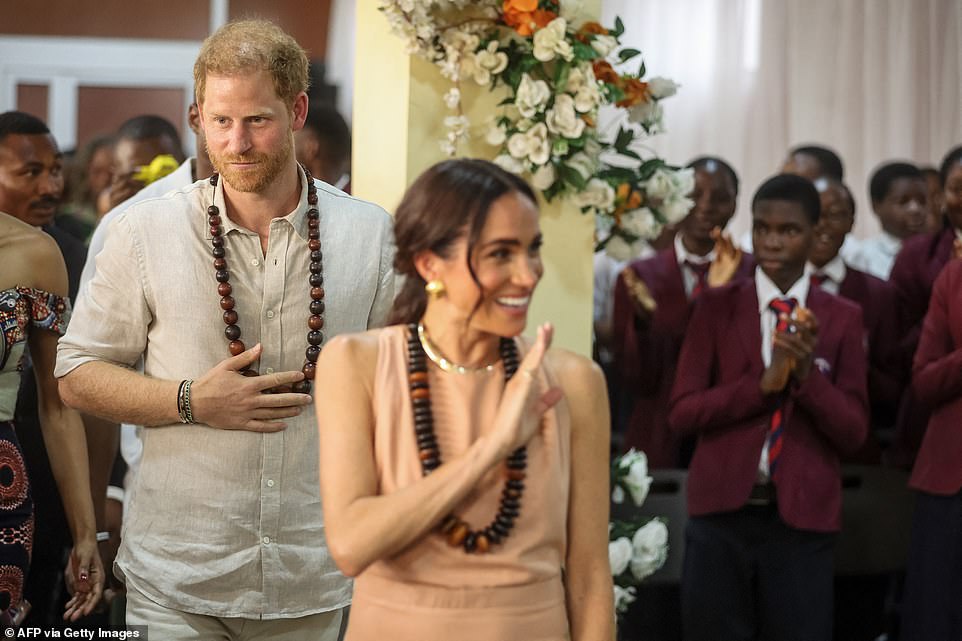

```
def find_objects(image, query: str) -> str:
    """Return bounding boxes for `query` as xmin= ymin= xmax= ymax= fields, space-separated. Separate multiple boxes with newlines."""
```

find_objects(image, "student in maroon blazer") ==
xmin=809 ymin=178 xmax=901 ymax=461
xmin=669 ymin=174 xmax=869 ymax=641
xmin=901 ymin=147 xmax=962 ymax=641
xmin=888 ymin=146 xmax=962 ymax=467
xmin=612 ymin=156 xmax=753 ymax=468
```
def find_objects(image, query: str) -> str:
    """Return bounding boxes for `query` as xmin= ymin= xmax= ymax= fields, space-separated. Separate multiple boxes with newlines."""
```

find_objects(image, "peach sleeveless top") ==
xmin=345 ymin=325 xmax=572 ymax=641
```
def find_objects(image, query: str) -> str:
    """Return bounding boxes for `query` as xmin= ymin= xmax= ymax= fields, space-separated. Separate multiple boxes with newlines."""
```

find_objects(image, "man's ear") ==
xmin=291 ymin=92 xmax=309 ymax=132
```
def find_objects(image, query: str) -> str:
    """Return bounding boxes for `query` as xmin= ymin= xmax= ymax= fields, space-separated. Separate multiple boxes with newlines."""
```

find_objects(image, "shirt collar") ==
xmin=809 ymin=254 xmax=847 ymax=285
xmin=878 ymin=230 xmax=903 ymax=256
xmin=674 ymin=233 xmax=715 ymax=267
xmin=205 ymin=165 xmax=312 ymax=241
xmin=755 ymin=264 xmax=811 ymax=314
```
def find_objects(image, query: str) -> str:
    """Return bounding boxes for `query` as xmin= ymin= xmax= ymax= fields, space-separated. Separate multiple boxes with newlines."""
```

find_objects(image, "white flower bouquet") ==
xmin=380 ymin=0 xmax=693 ymax=254
xmin=609 ymin=449 xmax=669 ymax=615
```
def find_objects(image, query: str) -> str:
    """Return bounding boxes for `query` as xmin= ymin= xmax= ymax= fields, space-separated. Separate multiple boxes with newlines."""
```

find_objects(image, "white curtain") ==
xmin=600 ymin=0 xmax=962 ymax=240
xmin=325 ymin=0 xmax=356 ymax=124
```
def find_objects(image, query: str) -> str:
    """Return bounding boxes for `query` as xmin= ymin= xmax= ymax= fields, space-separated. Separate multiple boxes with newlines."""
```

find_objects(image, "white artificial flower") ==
xmin=573 ymin=68 xmax=600 ymax=113
xmin=531 ymin=163 xmax=557 ymax=190
xmin=485 ymin=119 xmax=507 ymax=146
xmin=493 ymin=154 xmax=524 ymax=174
xmin=644 ymin=168 xmax=676 ymax=202
xmin=591 ymin=34 xmax=618 ymax=57
xmin=533 ymin=17 xmax=574 ymax=62
xmin=604 ymin=234 xmax=642 ymax=262
xmin=619 ymin=448 xmax=653 ymax=506
xmin=525 ymin=122 xmax=551 ymax=165
xmin=566 ymin=151 xmax=597 ymax=180
xmin=443 ymin=114 xmax=470 ymax=138
xmin=671 ymin=167 xmax=696 ymax=199
xmin=472 ymin=40 xmax=508 ymax=85
xmin=619 ymin=209 xmax=663 ymax=244
xmin=565 ymin=65 xmax=586 ymax=93
xmin=608 ymin=537 xmax=633 ymax=576
xmin=661 ymin=195 xmax=694 ymax=224
xmin=630 ymin=520 xmax=669 ymax=581
xmin=443 ymin=87 xmax=461 ymax=110
xmin=572 ymin=178 xmax=616 ymax=212
xmin=506 ymin=123 xmax=550 ymax=166
xmin=613 ymin=585 xmax=638 ymax=614
xmin=546 ymin=94 xmax=586 ymax=139
xmin=612 ymin=485 xmax=626 ymax=504
xmin=551 ymin=138 xmax=570 ymax=156
xmin=647 ymin=76 xmax=680 ymax=100
xmin=515 ymin=73 xmax=551 ymax=118
xmin=439 ymin=140 xmax=457 ymax=157
xmin=627 ymin=100 xmax=664 ymax=131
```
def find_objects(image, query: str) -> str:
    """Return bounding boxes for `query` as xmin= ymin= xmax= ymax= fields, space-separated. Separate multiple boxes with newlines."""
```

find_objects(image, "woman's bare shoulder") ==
xmin=320 ymin=326 xmax=402 ymax=376
xmin=0 ymin=214 xmax=65 ymax=293
xmin=544 ymin=346 xmax=605 ymax=397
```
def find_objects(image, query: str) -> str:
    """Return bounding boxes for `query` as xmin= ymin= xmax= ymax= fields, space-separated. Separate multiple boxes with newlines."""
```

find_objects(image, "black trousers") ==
xmin=902 ymin=489 xmax=962 ymax=641
xmin=682 ymin=506 xmax=835 ymax=641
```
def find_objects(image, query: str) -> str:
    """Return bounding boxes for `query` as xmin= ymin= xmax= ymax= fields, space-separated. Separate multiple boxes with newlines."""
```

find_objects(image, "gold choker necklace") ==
xmin=417 ymin=324 xmax=499 ymax=374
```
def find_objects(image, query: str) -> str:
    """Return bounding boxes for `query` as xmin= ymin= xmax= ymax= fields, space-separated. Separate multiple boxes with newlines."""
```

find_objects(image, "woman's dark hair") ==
xmin=388 ymin=158 xmax=537 ymax=325
xmin=940 ymin=145 xmax=962 ymax=188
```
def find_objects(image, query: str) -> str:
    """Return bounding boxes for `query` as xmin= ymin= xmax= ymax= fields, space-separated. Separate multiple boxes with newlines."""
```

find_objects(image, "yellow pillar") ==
xmin=353 ymin=2 xmax=598 ymax=356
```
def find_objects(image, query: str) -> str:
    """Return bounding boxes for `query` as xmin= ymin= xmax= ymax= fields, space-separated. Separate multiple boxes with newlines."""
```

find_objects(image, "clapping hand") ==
xmin=620 ymin=267 xmax=657 ymax=325
xmin=707 ymin=227 xmax=743 ymax=287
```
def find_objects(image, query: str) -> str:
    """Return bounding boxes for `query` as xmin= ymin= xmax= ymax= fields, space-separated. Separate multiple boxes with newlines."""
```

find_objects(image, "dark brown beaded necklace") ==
xmin=406 ymin=323 xmax=528 ymax=554
xmin=208 ymin=167 xmax=324 ymax=394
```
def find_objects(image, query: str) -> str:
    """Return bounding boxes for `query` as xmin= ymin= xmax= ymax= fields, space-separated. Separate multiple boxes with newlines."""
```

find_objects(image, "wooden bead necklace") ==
xmin=406 ymin=323 xmax=528 ymax=554
xmin=208 ymin=167 xmax=323 ymax=394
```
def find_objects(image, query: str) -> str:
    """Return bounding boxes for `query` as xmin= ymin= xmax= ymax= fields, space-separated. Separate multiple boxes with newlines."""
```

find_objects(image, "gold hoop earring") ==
xmin=425 ymin=280 xmax=446 ymax=299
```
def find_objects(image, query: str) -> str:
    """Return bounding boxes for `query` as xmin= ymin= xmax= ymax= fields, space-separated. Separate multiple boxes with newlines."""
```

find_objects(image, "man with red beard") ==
xmin=55 ymin=20 xmax=395 ymax=640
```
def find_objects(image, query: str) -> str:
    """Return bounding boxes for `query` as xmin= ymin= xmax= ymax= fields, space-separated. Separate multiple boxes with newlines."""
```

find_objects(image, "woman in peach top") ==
xmin=316 ymin=159 xmax=613 ymax=640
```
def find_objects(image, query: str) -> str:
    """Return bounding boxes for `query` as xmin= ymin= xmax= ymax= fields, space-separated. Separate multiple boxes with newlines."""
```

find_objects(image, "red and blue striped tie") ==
xmin=766 ymin=297 xmax=798 ymax=478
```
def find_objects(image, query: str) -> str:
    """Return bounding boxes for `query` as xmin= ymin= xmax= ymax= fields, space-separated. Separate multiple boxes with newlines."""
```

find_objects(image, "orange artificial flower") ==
xmin=580 ymin=21 xmax=609 ymax=35
xmin=592 ymin=60 xmax=619 ymax=84
xmin=614 ymin=183 xmax=644 ymax=215
xmin=616 ymin=77 xmax=650 ymax=108
xmin=503 ymin=0 xmax=540 ymax=36
xmin=531 ymin=9 xmax=558 ymax=29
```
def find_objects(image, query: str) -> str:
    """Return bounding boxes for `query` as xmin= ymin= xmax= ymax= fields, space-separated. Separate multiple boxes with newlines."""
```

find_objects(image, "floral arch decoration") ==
xmin=381 ymin=0 xmax=695 ymax=259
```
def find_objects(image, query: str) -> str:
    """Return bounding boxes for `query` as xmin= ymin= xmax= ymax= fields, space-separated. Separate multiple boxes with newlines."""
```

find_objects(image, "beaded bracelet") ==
xmin=177 ymin=379 xmax=195 ymax=424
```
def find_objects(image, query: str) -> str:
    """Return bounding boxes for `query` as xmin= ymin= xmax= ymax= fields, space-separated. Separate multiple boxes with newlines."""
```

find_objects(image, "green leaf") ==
xmin=554 ymin=62 xmax=571 ymax=91
xmin=613 ymin=16 xmax=625 ymax=37
xmin=618 ymin=48 xmax=641 ymax=63
xmin=638 ymin=60 xmax=647 ymax=78
xmin=614 ymin=126 xmax=635 ymax=151
xmin=572 ymin=40 xmax=598 ymax=62
xmin=559 ymin=164 xmax=588 ymax=190
xmin=637 ymin=158 xmax=666 ymax=180
xmin=618 ymin=148 xmax=642 ymax=161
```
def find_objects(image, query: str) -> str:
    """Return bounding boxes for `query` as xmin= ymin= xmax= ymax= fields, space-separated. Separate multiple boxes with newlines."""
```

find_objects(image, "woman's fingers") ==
xmin=518 ymin=323 xmax=554 ymax=378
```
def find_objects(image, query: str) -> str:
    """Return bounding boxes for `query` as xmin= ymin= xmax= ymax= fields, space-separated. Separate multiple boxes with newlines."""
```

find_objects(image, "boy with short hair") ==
xmin=670 ymin=173 xmax=868 ymax=641
xmin=847 ymin=162 xmax=928 ymax=279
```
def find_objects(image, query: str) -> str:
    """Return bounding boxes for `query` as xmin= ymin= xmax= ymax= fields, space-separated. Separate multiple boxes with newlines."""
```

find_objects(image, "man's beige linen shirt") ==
xmin=55 ymin=169 xmax=395 ymax=618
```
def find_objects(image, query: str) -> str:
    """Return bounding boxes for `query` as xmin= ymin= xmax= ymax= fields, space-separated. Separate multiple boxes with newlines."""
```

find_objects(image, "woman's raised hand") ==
xmin=490 ymin=323 xmax=564 ymax=458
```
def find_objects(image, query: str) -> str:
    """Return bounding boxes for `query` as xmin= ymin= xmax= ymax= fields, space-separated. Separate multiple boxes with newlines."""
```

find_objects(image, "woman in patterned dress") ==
xmin=0 ymin=211 xmax=103 ymax=624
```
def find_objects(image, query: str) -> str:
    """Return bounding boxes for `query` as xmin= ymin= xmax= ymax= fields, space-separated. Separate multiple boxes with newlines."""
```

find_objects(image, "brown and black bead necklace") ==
xmin=208 ymin=166 xmax=323 ymax=394
xmin=406 ymin=323 xmax=528 ymax=554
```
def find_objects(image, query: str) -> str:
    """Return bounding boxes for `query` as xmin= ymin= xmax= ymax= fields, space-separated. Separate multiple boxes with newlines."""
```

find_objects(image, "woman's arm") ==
xmin=27 ymin=243 xmax=103 ymax=620
xmin=556 ymin=352 xmax=615 ymax=641
xmin=316 ymin=325 xmax=561 ymax=578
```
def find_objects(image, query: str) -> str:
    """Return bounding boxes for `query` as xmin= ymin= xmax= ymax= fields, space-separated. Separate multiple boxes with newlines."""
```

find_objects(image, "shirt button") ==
xmin=251 ymin=258 xmax=260 ymax=266
xmin=267 ymin=479 xmax=275 ymax=488
xmin=262 ymin=536 xmax=271 ymax=545
xmin=265 ymin=367 xmax=275 ymax=374
xmin=266 ymin=310 xmax=275 ymax=318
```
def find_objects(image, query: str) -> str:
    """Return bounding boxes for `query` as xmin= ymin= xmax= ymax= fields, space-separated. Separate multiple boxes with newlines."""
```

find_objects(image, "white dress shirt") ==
xmin=846 ymin=231 xmax=901 ymax=280
xmin=674 ymin=233 xmax=715 ymax=299
xmin=78 ymin=158 xmax=199 ymax=511
xmin=808 ymin=254 xmax=847 ymax=296
xmin=57 ymin=166 xmax=396 ymax=618
xmin=754 ymin=266 xmax=811 ymax=480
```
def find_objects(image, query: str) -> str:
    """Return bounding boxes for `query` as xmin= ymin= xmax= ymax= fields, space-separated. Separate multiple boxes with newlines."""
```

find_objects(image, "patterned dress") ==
xmin=0 ymin=287 xmax=70 ymax=620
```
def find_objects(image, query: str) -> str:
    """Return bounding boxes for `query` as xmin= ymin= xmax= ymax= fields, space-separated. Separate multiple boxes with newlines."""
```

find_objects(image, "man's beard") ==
xmin=208 ymin=136 xmax=292 ymax=193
